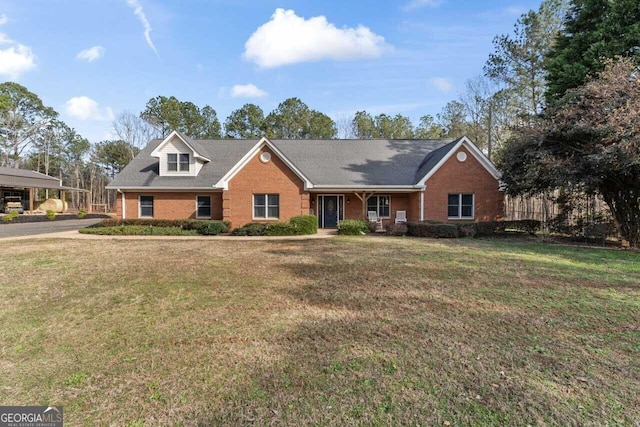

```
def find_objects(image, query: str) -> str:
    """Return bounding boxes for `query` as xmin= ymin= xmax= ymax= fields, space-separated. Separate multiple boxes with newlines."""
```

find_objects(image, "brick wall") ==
xmin=116 ymin=191 xmax=223 ymax=220
xmin=424 ymin=146 xmax=503 ymax=222
xmin=224 ymin=146 xmax=308 ymax=228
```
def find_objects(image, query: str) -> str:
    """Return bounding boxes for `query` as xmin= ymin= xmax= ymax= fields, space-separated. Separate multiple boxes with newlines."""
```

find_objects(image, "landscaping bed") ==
xmin=83 ymin=219 xmax=231 ymax=236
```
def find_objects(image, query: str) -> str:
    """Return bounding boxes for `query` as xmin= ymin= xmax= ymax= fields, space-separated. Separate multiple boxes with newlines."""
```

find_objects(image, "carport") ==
xmin=0 ymin=167 xmax=89 ymax=213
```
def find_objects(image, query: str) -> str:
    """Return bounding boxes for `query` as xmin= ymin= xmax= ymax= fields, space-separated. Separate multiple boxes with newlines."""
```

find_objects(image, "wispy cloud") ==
xmin=0 ymin=15 xmax=36 ymax=79
xmin=77 ymin=45 xmax=105 ymax=62
xmin=478 ymin=6 xmax=528 ymax=21
xmin=65 ymin=96 xmax=114 ymax=121
xmin=403 ymin=0 xmax=443 ymax=12
xmin=126 ymin=0 xmax=158 ymax=56
xmin=231 ymin=83 xmax=268 ymax=98
xmin=244 ymin=9 xmax=389 ymax=68
xmin=428 ymin=77 xmax=453 ymax=92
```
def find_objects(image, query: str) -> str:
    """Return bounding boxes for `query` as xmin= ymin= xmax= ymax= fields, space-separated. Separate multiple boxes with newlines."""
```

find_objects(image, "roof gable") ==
xmin=416 ymin=136 xmax=500 ymax=185
xmin=214 ymin=137 xmax=314 ymax=190
xmin=150 ymin=130 xmax=211 ymax=162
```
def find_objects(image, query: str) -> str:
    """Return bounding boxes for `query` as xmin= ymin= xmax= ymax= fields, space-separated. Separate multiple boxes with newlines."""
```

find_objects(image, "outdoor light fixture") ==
xmin=347 ymin=197 xmax=351 ymax=204
xmin=311 ymin=199 xmax=315 ymax=205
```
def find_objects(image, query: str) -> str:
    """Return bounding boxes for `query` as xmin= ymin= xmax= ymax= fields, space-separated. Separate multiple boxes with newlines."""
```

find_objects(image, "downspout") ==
xmin=420 ymin=189 xmax=425 ymax=222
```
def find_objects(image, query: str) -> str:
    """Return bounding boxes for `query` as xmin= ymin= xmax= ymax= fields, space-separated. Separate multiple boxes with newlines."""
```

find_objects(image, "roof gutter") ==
xmin=311 ymin=185 xmax=425 ymax=192
xmin=105 ymin=186 xmax=224 ymax=191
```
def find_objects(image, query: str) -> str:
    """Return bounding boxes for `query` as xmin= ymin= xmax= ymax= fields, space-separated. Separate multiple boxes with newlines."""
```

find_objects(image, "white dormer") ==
xmin=150 ymin=131 xmax=210 ymax=177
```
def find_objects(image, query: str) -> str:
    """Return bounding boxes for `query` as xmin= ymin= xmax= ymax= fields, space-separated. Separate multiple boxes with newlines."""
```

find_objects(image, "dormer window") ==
xmin=168 ymin=153 xmax=190 ymax=172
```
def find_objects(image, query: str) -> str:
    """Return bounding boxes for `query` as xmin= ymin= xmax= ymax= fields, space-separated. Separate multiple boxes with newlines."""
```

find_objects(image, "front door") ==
xmin=322 ymin=196 xmax=339 ymax=228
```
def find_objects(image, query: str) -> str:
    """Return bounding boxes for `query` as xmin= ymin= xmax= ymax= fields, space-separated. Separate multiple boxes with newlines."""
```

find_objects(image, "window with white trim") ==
xmin=367 ymin=195 xmax=390 ymax=218
xmin=448 ymin=194 xmax=474 ymax=219
xmin=196 ymin=195 xmax=211 ymax=218
xmin=139 ymin=195 xmax=154 ymax=218
xmin=167 ymin=153 xmax=190 ymax=172
xmin=254 ymin=194 xmax=279 ymax=219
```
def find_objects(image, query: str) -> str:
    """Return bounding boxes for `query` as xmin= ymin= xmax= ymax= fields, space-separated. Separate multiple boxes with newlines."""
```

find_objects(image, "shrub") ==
xmin=80 ymin=226 xmax=198 ymax=236
xmin=2 ymin=210 xmax=19 ymax=223
xmin=46 ymin=210 xmax=56 ymax=220
xmin=265 ymin=222 xmax=297 ymax=236
xmin=457 ymin=223 xmax=477 ymax=238
xmin=195 ymin=221 xmax=228 ymax=236
xmin=406 ymin=222 xmax=459 ymax=238
xmin=386 ymin=223 xmax=408 ymax=236
xmin=435 ymin=224 xmax=459 ymax=238
xmin=289 ymin=215 xmax=317 ymax=235
xmin=232 ymin=223 xmax=268 ymax=236
xmin=96 ymin=218 xmax=230 ymax=233
xmin=407 ymin=222 xmax=437 ymax=237
xmin=337 ymin=219 xmax=368 ymax=235
xmin=472 ymin=221 xmax=498 ymax=237
xmin=77 ymin=209 xmax=87 ymax=219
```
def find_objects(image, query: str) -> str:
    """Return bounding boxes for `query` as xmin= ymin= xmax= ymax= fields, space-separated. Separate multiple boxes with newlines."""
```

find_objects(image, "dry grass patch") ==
xmin=0 ymin=236 xmax=638 ymax=425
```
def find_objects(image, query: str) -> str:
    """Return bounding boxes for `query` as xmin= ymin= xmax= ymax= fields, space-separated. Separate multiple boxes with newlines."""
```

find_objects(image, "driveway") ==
xmin=0 ymin=218 xmax=102 ymax=238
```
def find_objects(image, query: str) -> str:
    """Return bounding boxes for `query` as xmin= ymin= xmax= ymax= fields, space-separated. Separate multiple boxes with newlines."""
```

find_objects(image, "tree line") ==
xmin=492 ymin=0 xmax=640 ymax=247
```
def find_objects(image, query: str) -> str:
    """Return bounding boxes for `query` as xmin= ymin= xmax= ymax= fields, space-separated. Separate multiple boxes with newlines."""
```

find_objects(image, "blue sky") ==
xmin=0 ymin=0 xmax=542 ymax=142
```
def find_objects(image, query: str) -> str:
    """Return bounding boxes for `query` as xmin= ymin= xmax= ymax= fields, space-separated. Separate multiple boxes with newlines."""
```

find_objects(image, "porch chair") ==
xmin=395 ymin=210 xmax=407 ymax=224
xmin=368 ymin=211 xmax=384 ymax=232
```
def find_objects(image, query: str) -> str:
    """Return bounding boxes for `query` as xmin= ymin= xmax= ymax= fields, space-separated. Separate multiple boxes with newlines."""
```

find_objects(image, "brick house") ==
xmin=106 ymin=131 xmax=504 ymax=228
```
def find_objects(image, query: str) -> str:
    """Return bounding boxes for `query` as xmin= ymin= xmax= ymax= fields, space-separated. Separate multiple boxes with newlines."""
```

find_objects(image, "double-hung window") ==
xmin=367 ymin=195 xmax=390 ymax=218
xmin=167 ymin=153 xmax=190 ymax=172
xmin=448 ymin=194 xmax=474 ymax=219
xmin=253 ymin=194 xmax=279 ymax=219
xmin=196 ymin=196 xmax=211 ymax=218
xmin=139 ymin=195 xmax=154 ymax=218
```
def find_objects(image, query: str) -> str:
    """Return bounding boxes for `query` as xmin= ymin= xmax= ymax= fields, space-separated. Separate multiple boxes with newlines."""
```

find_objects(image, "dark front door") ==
xmin=323 ymin=196 xmax=339 ymax=228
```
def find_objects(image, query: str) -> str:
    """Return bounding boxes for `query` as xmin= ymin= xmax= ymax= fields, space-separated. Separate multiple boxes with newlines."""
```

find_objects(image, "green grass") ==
xmin=0 ymin=236 xmax=638 ymax=425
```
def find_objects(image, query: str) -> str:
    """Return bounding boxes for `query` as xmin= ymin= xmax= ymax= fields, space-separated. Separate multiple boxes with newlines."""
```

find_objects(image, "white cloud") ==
xmin=77 ymin=45 xmax=105 ymax=62
xmin=403 ymin=0 xmax=443 ymax=11
xmin=429 ymin=77 xmax=453 ymax=92
xmin=0 ymin=16 xmax=36 ymax=79
xmin=230 ymin=83 xmax=268 ymax=98
xmin=65 ymin=96 xmax=114 ymax=121
xmin=243 ymin=8 xmax=389 ymax=68
xmin=504 ymin=6 xmax=526 ymax=16
xmin=126 ymin=0 xmax=158 ymax=55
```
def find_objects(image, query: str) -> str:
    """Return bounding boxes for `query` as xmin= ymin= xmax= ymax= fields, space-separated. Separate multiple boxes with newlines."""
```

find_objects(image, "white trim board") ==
xmin=107 ymin=187 xmax=223 ymax=191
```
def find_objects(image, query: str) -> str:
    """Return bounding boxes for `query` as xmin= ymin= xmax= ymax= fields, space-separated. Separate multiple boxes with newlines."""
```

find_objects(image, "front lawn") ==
xmin=0 ymin=237 xmax=638 ymax=425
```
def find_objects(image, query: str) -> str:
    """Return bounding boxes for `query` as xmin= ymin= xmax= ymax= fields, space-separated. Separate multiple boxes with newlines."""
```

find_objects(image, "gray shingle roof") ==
xmin=0 ymin=166 xmax=60 ymax=181
xmin=106 ymin=137 xmax=461 ymax=189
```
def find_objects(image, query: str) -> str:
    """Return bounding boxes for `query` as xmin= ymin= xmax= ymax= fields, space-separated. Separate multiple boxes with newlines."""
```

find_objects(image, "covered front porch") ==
xmin=310 ymin=190 xmax=423 ymax=229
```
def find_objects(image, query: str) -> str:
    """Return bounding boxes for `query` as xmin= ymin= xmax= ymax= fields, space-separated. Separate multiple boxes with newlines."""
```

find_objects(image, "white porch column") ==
xmin=121 ymin=191 xmax=126 ymax=219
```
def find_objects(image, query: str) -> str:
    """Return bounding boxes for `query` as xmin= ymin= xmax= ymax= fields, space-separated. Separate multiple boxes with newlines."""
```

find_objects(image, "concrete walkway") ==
xmin=0 ymin=228 xmax=338 ymax=242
